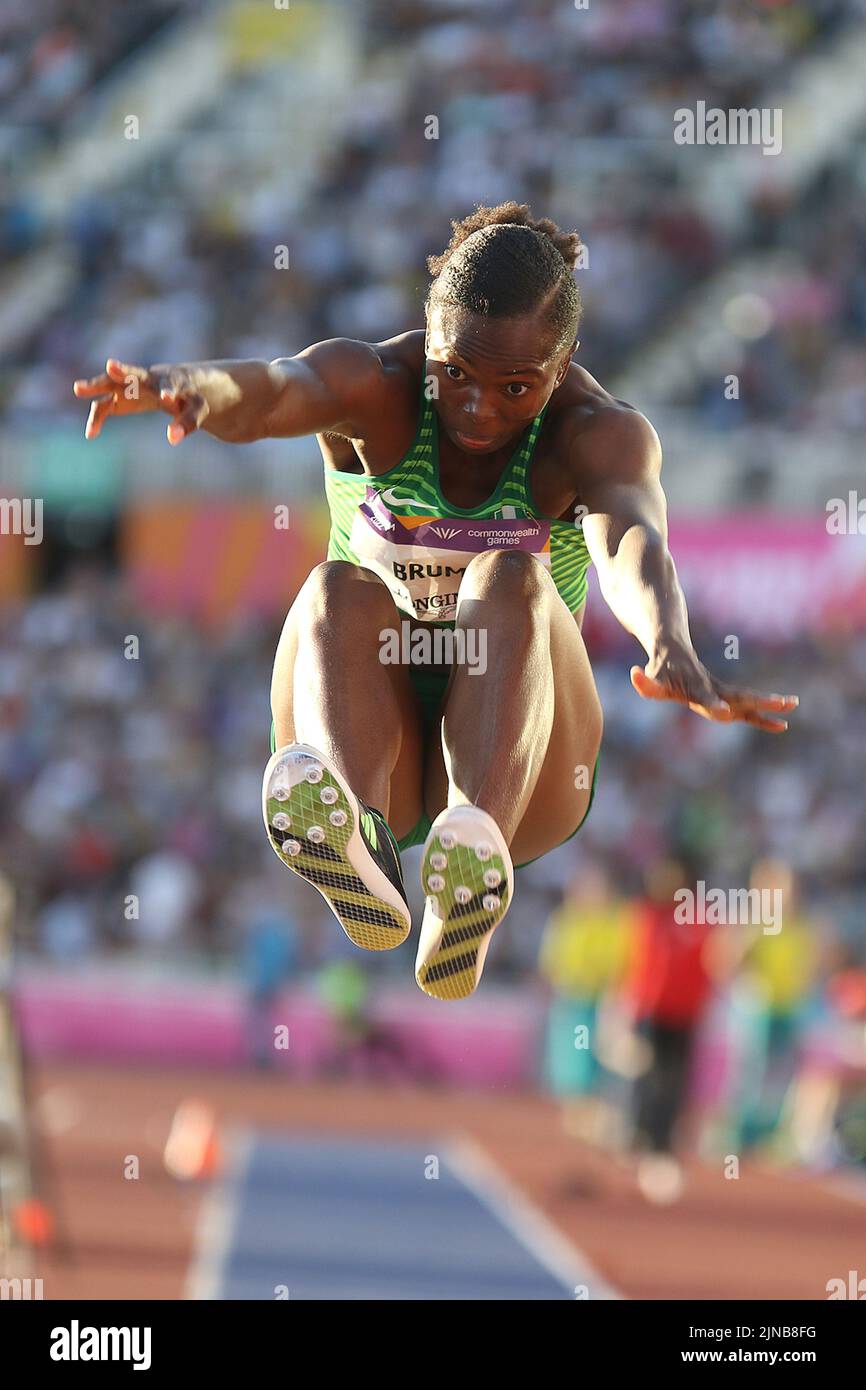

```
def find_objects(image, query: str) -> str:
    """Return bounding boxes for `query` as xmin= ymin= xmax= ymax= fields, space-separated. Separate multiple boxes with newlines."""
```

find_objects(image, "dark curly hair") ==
xmin=425 ymin=201 xmax=583 ymax=356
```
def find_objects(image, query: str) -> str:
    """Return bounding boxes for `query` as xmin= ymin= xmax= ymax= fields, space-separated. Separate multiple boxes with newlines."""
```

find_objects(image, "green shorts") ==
xmin=268 ymin=664 xmax=599 ymax=871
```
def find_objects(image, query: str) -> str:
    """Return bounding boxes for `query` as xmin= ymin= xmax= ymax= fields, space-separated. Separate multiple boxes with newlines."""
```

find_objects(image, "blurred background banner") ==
xmin=7 ymin=497 xmax=866 ymax=631
xmin=122 ymin=500 xmax=329 ymax=626
xmin=1 ymin=0 xmax=866 ymax=1303
xmin=665 ymin=516 xmax=866 ymax=637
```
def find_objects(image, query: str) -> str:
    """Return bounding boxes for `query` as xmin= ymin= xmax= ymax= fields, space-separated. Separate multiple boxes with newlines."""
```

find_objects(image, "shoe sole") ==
xmin=262 ymin=742 xmax=410 ymax=951
xmin=415 ymin=805 xmax=514 ymax=1000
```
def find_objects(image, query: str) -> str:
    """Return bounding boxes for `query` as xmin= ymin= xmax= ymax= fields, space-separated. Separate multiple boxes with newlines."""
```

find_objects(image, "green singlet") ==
xmin=323 ymin=375 xmax=592 ymax=623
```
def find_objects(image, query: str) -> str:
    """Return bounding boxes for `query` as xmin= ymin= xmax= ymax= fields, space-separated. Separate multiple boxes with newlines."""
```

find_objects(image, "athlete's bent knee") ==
xmin=461 ymin=549 xmax=550 ymax=607
xmin=298 ymin=560 xmax=392 ymax=623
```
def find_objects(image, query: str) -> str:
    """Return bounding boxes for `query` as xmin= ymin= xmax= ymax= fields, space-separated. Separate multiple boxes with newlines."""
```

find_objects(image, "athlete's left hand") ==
xmin=630 ymin=643 xmax=798 ymax=732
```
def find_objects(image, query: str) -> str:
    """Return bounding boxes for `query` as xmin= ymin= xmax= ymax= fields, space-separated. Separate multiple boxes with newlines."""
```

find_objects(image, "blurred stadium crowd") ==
xmin=0 ymin=0 xmax=184 ymax=148
xmin=1 ymin=0 xmax=865 ymax=443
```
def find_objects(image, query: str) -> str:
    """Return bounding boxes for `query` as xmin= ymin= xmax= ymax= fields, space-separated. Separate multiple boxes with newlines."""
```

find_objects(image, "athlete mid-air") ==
xmin=74 ymin=202 xmax=798 ymax=1001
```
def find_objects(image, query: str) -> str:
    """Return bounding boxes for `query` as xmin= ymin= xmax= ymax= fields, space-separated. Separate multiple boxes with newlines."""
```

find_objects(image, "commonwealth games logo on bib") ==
xmin=349 ymin=485 xmax=552 ymax=622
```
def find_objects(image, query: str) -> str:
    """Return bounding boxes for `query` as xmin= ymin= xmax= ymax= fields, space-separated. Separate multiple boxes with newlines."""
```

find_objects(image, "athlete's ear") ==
xmin=554 ymin=346 xmax=574 ymax=389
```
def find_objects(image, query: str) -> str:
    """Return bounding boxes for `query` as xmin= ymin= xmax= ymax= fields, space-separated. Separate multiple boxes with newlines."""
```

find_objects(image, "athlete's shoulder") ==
xmin=369 ymin=329 xmax=427 ymax=387
xmin=278 ymin=331 xmax=422 ymax=434
xmin=315 ymin=329 xmax=425 ymax=400
xmin=286 ymin=335 xmax=393 ymax=391
xmin=552 ymin=364 xmax=661 ymax=487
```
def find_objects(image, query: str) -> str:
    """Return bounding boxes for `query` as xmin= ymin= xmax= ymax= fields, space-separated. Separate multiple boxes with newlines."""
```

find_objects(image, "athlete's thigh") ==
xmin=270 ymin=563 xmax=427 ymax=837
xmin=508 ymin=598 xmax=603 ymax=864
xmin=421 ymin=595 xmax=602 ymax=860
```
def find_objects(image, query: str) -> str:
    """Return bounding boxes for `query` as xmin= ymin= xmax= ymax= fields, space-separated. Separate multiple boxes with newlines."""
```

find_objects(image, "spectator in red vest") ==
xmin=621 ymin=856 xmax=717 ymax=1202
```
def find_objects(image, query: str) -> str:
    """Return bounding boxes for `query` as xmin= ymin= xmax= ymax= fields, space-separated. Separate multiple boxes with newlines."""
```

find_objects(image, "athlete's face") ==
xmin=425 ymin=306 xmax=576 ymax=455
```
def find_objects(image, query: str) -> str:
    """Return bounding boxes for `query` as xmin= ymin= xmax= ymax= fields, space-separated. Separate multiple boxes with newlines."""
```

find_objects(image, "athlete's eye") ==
xmin=506 ymin=382 xmax=529 ymax=397
xmin=444 ymin=364 xmax=464 ymax=380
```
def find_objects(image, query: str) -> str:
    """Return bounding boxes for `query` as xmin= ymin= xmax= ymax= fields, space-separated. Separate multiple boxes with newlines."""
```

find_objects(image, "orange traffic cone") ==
xmin=13 ymin=1197 xmax=55 ymax=1247
xmin=163 ymin=1100 xmax=220 ymax=1181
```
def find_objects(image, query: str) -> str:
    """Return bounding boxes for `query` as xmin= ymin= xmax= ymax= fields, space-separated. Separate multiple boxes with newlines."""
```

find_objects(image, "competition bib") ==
xmin=349 ymin=484 xmax=551 ymax=623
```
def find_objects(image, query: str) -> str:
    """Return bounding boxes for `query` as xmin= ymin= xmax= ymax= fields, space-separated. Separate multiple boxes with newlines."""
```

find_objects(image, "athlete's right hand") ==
xmin=73 ymin=359 xmax=209 ymax=445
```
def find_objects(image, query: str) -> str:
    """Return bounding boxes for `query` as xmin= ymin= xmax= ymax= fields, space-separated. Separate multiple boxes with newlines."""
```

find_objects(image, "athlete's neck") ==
xmin=436 ymin=433 xmax=518 ymax=511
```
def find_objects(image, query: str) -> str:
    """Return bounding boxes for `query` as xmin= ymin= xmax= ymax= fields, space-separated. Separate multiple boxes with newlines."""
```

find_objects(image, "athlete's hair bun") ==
xmin=426 ymin=202 xmax=583 ymax=277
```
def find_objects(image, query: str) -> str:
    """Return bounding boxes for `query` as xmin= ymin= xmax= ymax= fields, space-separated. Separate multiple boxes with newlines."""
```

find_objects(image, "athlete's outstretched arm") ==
xmin=73 ymin=338 xmax=384 ymax=445
xmin=575 ymin=408 xmax=798 ymax=732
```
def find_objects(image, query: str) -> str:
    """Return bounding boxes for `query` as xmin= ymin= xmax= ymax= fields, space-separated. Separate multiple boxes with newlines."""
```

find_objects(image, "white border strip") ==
xmin=184 ymin=1127 xmax=252 ymax=1301
xmin=442 ymin=1133 xmax=623 ymax=1300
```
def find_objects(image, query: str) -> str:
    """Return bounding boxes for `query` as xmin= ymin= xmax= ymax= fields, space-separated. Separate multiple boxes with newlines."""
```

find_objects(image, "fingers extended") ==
xmin=714 ymin=683 xmax=799 ymax=712
xmin=85 ymin=395 xmax=114 ymax=439
xmin=740 ymin=712 xmax=789 ymax=732
xmin=73 ymin=374 xmax=112 ymax=397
